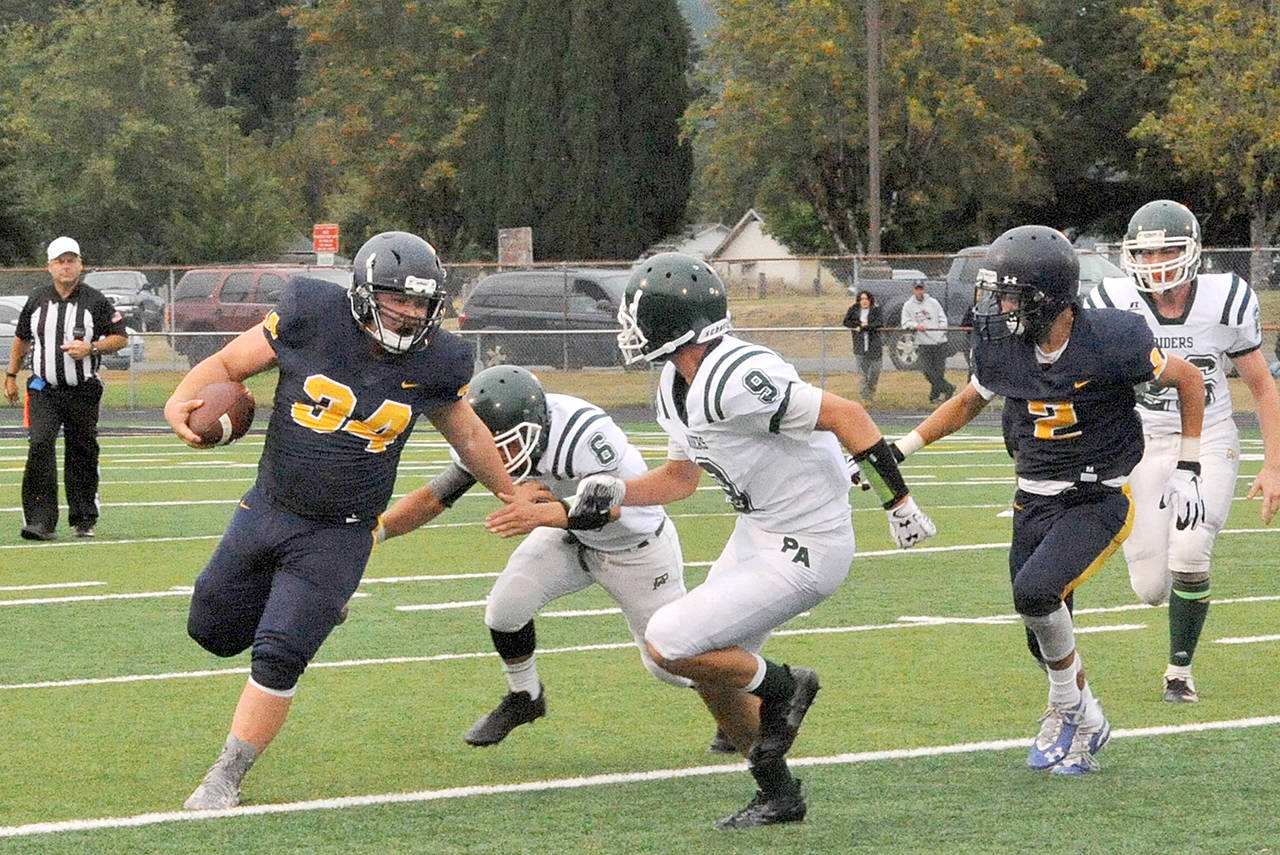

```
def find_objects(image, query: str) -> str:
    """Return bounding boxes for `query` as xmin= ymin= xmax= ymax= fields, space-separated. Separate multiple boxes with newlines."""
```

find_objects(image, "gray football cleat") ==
xmin=183 ymin=735 xmax=258 ymax=810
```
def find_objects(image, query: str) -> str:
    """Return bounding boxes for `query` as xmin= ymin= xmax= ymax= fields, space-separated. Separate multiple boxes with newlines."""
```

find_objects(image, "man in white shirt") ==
xmin=900 ymin=282 xmax=954 ymax=402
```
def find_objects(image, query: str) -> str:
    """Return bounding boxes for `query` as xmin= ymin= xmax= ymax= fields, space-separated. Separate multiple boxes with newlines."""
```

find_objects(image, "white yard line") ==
xmin=2 ymin=714 xmax=1277 ymax=839
xmin=10 ymin=596 xmax=1276 ymax=691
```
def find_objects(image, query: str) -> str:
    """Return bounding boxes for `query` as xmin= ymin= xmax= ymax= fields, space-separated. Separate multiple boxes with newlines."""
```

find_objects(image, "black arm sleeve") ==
xmin=854 ymin=438 xmax=910 ymax=509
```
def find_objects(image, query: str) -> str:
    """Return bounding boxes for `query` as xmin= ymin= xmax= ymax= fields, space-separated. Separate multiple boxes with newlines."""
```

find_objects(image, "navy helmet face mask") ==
xmin=617 ymin=252 xmax=731 ymax=364
xmin=972 ymin=225 xmax=1079 ymax=344
xmin=349 ymin=231 xmax=449 ymax=353
xmin=466 ymin=365 xmax=550 ymax=482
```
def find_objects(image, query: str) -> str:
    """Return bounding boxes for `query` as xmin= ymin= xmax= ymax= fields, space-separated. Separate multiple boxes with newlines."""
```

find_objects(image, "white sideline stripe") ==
xmin=395 ymin=600 xmax=487 ymax=612
xmin=1215 ymin=634 xmax=1280 ymax=645
xmin=364 ymin=572 xmax=500 ymax=583
xmin=0 ymin=581 xmax=105 ymax=592
xmin=2 ymin=715 xmax=1277 ymax=839
xmin=0 ymin=601 xmax=1198 ymax=691
xmin=0 ymin=590 xmax=190 ymax=607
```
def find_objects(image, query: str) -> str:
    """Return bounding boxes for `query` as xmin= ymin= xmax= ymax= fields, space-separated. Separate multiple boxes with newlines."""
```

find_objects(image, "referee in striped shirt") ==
xmin=4 ymin=236 xmax=127 ymax=540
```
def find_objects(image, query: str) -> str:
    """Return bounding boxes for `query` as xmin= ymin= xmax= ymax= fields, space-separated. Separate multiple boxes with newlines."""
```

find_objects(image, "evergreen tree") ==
xmin=474 ymin=0 xmax=692 ymax=260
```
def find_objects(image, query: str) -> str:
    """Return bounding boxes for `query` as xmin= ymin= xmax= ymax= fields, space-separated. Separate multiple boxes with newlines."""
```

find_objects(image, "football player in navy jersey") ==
xmin=164 ymin=231 xmax=523 ymax=810
xmin=892 ymin=226 xmax=1207 ymax=775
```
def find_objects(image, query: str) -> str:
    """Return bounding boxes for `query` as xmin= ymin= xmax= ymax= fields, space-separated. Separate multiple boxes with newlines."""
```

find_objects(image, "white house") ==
xmin=709 ymin=209 xmax=825 ymax=294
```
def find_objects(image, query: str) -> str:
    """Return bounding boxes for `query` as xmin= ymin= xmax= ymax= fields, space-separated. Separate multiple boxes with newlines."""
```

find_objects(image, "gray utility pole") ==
xmin=866 ymin=0 xmax=882 ymax=255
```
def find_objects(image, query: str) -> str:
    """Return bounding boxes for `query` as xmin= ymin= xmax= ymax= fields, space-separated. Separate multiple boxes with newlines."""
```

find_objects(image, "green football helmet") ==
xmin=617 ymin=252 xmax=731 ymax=364
xmin=466 ymin=365 xmax=549 ymax=482
xmin=1121 ymin=199 xmax=1202 ymax=293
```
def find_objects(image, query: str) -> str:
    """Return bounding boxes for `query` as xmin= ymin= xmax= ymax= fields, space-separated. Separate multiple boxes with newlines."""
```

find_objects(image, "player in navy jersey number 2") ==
xmin=164 ymin=232 xmax=528 ymax=810
xmin=570 ymin=252 xmax=937 ymax=829
xmin=893 ymin=226 xmax=1207 ymax=775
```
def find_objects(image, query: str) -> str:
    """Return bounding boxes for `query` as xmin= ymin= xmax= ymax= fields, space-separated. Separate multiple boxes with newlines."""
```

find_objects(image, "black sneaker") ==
xmin=751 ymin=666 xmax=820 ymax=763
xmin=708 ymin=728 xmax=737 ymax=754
xmin=715 ymin=782 xmax=807 ymax=830
xmin=464 ymin=685 xmax=546 ymax=746
xmin=20 ymin=524 xmax=55 ymax=541
xmin=74 ymin=525 xmax=95 ymax=538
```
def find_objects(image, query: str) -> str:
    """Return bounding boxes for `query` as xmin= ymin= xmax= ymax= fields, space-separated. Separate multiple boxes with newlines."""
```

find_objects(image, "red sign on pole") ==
xmin=312 ymin=223 xmax=340 ymax=254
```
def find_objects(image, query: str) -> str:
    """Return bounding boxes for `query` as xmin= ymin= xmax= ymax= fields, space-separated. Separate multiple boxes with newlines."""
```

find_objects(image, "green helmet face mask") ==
xmin=466 ymin=365 xmax=550 ymax=482
xmin=1121 ymin=200 xmax=1202 ymax=293
xmin=617 ymin=252 xmax=731 ymax=364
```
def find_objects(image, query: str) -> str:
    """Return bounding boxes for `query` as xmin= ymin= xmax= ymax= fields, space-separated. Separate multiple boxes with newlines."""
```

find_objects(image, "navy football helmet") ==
xmin=350 ymin=231 xmax=448 ymax=353
xmin=973 ymin=225 xmax=1078 ymax=344
xmin=1121 ymin=199 xmax=1201 ymax=293
xmin=466 ymin=365 xmax=550 ymax=482
xmin=617 ymin=252 xmax=731 ymax=364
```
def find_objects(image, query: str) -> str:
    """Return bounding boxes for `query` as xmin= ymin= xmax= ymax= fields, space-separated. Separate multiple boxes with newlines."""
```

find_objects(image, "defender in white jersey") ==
xmin=570 ymin=253 xmax=936 ymax=830
xmin=1087 ymin=200 xmax=1280 ymax=702
xmin=378 ymin=366 xmax=686 ymax=745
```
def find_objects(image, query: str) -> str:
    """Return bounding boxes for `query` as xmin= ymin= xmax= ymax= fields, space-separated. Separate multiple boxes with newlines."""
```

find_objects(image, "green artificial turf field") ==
xmin=2 ymin=426 xmax=1278 ymax=853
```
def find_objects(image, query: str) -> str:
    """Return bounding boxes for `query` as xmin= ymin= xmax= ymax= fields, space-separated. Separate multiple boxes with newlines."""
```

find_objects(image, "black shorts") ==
xmin=1008 ymin=484 xmax=1133 ymax=616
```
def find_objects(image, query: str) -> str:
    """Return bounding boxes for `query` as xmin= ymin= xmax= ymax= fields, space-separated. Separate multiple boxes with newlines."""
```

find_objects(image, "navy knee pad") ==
xmin=251 ymin=635 xmax=307 ymax=693
xmin=187 ymin=595 xmax=253 ymax=658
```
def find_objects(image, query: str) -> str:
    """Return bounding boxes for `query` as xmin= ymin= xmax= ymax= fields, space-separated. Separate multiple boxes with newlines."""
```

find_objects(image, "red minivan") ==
xmin=169 ymin=265 xmax=350 ymax=365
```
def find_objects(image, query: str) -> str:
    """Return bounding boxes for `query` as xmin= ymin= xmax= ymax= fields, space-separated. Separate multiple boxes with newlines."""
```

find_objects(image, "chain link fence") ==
xmin=1 ymin=249 xmax=1277 ymax=409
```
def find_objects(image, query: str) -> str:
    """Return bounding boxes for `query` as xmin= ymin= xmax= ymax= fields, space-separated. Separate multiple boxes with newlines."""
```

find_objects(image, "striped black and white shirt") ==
xmin=16 ymin=282 xmax=127 ymax=387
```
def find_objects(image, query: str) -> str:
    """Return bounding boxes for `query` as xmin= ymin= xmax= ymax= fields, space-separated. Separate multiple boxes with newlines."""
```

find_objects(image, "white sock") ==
xmin=1079 ymin=680 xmax=1103 ymax=728
xmin=502 ymin=657 xmax=541 ymax=699
xmin=1046 ymin=653 xmax=1081 ymax=709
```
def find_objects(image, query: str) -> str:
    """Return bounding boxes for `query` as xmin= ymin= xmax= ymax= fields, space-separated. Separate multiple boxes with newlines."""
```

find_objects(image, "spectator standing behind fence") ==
xmin=4 ymin=237 xmax=128 ymax=540
xmin=900 ymin=281 xmax=954 ymax=403
xmin=842 ymin=290 xmax=883 ymax=399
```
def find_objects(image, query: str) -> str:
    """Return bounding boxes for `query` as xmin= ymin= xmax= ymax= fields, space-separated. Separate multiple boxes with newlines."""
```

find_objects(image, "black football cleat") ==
xmin=20 ymin=524 xmax=55 ymax=541
xmin=708 ymin=727 xmax=737 ymax=754
xmin=751 ymin=666 xmax=820 ymax=763
xmin=715 ymin=782 xmax=807 ymax=830
xmin=464 ymin=685 xmax=546 ymax=746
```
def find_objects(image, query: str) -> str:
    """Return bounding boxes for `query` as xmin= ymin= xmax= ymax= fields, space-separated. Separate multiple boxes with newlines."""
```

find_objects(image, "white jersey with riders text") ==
xmin=655 ymin=335 xmax=851 ymax=533
xmin=1086 ymin=272 xmax=1262 ymax=435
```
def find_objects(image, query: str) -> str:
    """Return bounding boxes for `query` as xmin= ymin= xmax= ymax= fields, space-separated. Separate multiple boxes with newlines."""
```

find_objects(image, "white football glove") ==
xmin=845 ymin=454 xmax=872 ymax=492
xmin=571 ymin=473 xmax=627 ymax=517
xmin=887 ymin=496 xmax=937 ymax=549
xmin=1160 ymin=463 xmax=1204 ymax=531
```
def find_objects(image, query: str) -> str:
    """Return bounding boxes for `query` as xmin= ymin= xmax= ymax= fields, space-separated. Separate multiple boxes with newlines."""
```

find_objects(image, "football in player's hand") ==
xmin=188 ymin=382 xmax=254 ymax=446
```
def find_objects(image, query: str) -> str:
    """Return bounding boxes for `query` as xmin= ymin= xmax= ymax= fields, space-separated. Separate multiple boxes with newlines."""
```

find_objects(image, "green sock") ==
xmin=1169 ymin=579 xmax=1210 ymax=667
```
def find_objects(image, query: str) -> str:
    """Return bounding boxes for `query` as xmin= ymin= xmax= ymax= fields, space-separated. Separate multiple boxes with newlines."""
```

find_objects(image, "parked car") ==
xmin=0 ymin=296 xmax=21 ymax=368
xmin=169 ymin=265 xmax=352 ymax=365
xmin=82 ymin=270 xmax=166 ymax=331
xmin=0 ymin=294 xmax=142 ymax=369
xmin=458 ymin=268 xmax=631 ymax=368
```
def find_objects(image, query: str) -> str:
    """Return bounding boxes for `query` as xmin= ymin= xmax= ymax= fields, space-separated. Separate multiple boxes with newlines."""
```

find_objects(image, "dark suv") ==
xmin=458 ymin=268 xmax=631 ymax=368
xmin=82 ymin=270 xmax=166 ymax=332
xmin=170 ymin=265 xmax=351 ymax=364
